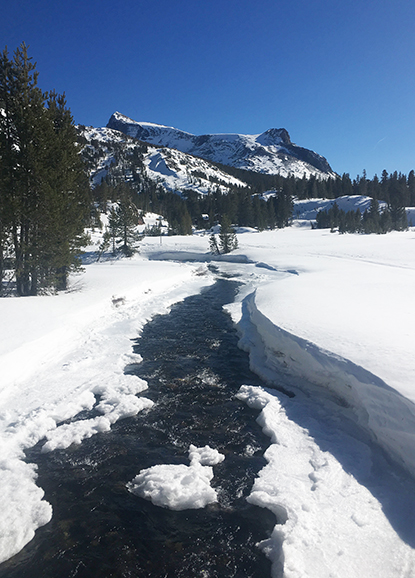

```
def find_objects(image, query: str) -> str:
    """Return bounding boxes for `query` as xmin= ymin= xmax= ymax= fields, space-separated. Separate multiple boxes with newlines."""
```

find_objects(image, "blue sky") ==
xmin=2 ymin=0 xmax=415 ymax=178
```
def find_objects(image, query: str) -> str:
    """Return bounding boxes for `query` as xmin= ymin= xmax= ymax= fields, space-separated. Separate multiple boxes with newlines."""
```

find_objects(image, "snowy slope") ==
xmin=293 ymin=195 xmax=415 ymax=223
xmin=107 ymin=111 xmax=336 ymax=179
xmin=144 ymin=145 xmax=245 ymax=194
xmin=293 ymin=194 xmax=388 ymax=220
xmin=79 ymin=125 xmax=246 ymax=194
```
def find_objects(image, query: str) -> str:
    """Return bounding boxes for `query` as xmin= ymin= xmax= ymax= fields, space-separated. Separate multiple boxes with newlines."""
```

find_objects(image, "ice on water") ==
xmin=127 ymin=444 xmax=225 ymax=511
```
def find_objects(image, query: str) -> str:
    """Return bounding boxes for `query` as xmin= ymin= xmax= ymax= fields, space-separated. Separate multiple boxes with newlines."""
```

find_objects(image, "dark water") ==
xmin=1 ymin=279 xmax=280 ymax=578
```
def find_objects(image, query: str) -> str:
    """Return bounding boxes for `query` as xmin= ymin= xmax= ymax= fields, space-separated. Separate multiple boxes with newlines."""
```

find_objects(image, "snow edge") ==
xmin=235 ymin=290 xmax=415 ymax=480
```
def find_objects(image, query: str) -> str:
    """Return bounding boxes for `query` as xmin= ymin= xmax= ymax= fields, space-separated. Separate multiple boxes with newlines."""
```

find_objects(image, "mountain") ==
xmin=107 ymin=111 xmax=336 ymax=179
xmin=78 ymin=125 xmax=247 ymax=196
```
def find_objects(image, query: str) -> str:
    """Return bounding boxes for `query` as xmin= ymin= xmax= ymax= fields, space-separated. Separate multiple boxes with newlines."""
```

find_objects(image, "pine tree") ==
xmin=110 ymin=200 xmax=142 ymax=256
xmin=218 ymin=215 xmax=238 ymax=254
xmin=362 ymin=197 xmax=381 ymax=233
xmin=209 ymin=232 xmax=220 ymax=254
xmin=388 ymin=196 xmax=408 ymax=231
xmin=0 ymin=44 xmax=90 ymax=294
xmin=0 ymin=44 xmax=43 ymax=294
xmin=100 ymin=186 xmax=142 ymax=257
xmin=272 ymin=191 xmax=293 ymax=228
xmin=408 ymin=170 xmax=415 ymax=206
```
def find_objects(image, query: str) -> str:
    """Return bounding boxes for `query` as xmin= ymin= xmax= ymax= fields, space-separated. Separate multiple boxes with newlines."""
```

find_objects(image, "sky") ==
xmin=1 ymin=0 xmax=415 ymax=179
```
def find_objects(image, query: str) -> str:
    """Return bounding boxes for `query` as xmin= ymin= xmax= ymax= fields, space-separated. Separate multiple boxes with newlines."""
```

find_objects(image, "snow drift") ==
xmin=237 ymin=289 xmax=415 ymax=479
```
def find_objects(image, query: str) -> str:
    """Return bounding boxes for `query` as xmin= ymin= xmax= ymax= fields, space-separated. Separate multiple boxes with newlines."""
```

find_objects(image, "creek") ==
xmin=1 ymin=277 xmax=281 ymax=578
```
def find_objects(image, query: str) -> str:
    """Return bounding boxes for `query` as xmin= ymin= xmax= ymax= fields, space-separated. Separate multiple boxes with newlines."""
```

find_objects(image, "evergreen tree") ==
xmin=218 ymin=215 xmax=238 ymax=254
xmin=40 ymin=90 xmax=91 ymax=289
xmin=362 ymin=197 xmax=381 ymax=233
xmin=388 ymin=195 xmax=408 ymax=231
xmin=209 ymin=232 xmax=220 ymax=255
xmin=272 ymin=191 xmax=293 ymax=228
xmin=408 ymin=170 xmax=415 ymax=206
xmin=0 ymin=44 xmax=90 ymax=294
xmin=100 ymin=190 xmax=142 ymax=257
xmin=341 ymin=174 xmax=354 ymax=197
xmin=252 ymin=195 xmax=267 ymax=230
xmin=111 ymin=201 xmax=142 ymax=256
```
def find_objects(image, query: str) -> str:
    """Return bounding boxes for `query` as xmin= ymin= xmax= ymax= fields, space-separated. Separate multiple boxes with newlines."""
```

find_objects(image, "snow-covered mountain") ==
xmin=107 ymin=111 xmax=336 ymax=179
xmin=79 ymin=125 xmax=247 ymax=195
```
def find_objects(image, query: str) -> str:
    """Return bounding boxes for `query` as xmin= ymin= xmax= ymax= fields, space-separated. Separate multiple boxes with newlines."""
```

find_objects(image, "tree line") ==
xmin=218 ymin=163 xmax=415 ymax=208
xmin=315 ymin=197 xmax=408 ymax=234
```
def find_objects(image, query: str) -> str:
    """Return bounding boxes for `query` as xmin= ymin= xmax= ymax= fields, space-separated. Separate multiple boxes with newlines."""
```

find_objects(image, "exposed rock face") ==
xmin=107 ymin=112 xmax=336 ymax=179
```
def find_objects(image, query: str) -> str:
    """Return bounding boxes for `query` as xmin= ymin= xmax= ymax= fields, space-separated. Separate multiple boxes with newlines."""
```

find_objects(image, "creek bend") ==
xmin=2 ymin=277 xmax=281 ymax=578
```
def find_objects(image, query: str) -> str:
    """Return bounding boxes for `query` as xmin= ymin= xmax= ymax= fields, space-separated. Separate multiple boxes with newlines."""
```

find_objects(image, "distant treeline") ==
xmin=92 ymin=179 xmax=293 ymax=235
xmin=93 ymin=165 xmax=414 ymax=237
xmin=315 ymin=197 xmax=408 ymax=234
xmin=214 ymin=163 xmax=415 ymax=206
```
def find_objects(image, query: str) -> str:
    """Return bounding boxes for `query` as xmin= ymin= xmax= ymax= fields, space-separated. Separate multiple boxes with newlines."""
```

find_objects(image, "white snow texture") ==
xmin=1 ymin=205 xmax=415 ymax=578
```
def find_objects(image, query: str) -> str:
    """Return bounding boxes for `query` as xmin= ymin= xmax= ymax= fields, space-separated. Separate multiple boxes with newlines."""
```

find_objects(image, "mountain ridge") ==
xmin=107 ymin=112 xmax=336 ymax=179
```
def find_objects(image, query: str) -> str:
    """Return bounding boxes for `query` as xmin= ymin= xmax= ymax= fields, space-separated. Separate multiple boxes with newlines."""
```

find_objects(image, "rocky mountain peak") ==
xmin=258 ymin=128 xmax=292 ymax=146
xmin=105 ymin=112 xmax=335 ymax=179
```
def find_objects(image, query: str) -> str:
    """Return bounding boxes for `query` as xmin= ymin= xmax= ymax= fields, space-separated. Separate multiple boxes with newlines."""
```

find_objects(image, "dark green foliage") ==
xmin=0 ymin=44 xmax=90 ymax=295
xmin=316 ymin=203 xmax=361 ymax=233
xmin=361 ymin=198 xmax=381 ymax=233
xmin=98 ymin=183 xmax=143 ymax=257
xmin=316 ymin=196 xmax=407 ymax=235
xmin=214 ymin=215 xmax=238 ymax=253
xmin=209 ymin=232 xmax=220 ymax=255
xmin=388 ymin=181 xmax=408 ymax=231
xmin=269 ymin=192 xmax=294 ymax=228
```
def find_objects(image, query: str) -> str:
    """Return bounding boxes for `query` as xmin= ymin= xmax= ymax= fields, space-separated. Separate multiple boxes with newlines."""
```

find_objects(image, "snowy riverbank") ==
xmin=1 ymin=223 xmax=415 ymax=577
xmin=0 ymin=256 xmax=214 ymax=564
xmin=142 ymin=226 xmax=415 ymax=577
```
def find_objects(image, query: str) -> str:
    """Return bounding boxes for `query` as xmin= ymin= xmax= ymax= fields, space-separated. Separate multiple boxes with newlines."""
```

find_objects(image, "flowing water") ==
xmin=1 ymin=278 xmax=281 ymax=578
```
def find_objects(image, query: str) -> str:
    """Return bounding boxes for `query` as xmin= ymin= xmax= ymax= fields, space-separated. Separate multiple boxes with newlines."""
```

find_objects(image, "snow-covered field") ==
xmin=1 ymin=219 xmax=415 ymax=577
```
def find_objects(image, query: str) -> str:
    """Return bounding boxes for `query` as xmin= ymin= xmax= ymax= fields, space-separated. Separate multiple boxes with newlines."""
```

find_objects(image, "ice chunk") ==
xmin=128 ymin=444 xmax=225 ymax=510
xmin=188 ymin=443 xmax=225 ymax=466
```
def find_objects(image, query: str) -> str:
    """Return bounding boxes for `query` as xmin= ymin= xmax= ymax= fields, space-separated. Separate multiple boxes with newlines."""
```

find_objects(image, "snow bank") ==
xmin=0 ymin=253 xmax=213 ymax=564
xmin=41 ymin=374 xmax=154 ymax=453
xmin=217 ymin=225 xmax=415 ymax=577
xmin=238 ymin=289 xmax=415 ymax=479
xmin=128 ymin=444 xmax=225 ymax=510
xmin=237 ymin=385 xmax=415 ymax=578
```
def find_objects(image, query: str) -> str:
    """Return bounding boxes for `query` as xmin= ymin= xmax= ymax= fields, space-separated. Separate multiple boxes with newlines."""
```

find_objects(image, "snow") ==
xmin=143 ymin=146 xmax=245 ymax=195
xmin=80 ymin=124 xmax=246 ymax=196
xmin=107 ymin=113 xmax=336 ymax=179
xmin=293 ymin=194 xmax=388 ymax=220
xmin=0 ymin=248 xmax=214 ymax=564
xmin=1 ymin=214 xmax=415 ymax=576
xmin=127 ymin=444 xmax=225 ymax=510
xmin=111 ymin=111 xmax=193 ymax=135
xmin=237 ymin=385 xmax=415 ymax=578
